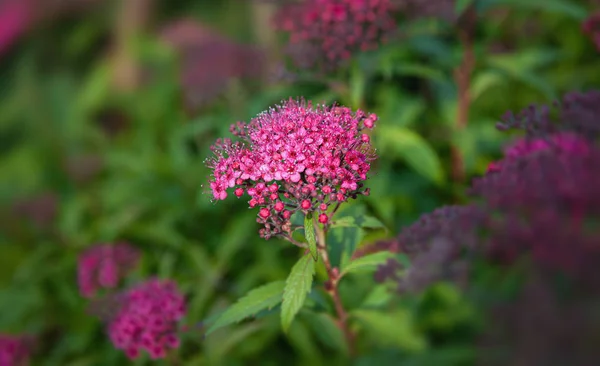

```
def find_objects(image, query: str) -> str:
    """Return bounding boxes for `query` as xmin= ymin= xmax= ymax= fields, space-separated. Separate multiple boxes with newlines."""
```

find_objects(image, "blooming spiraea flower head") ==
xmin=106 ymin=279 xmax=186 ymax=360
xmin=272 ymin=0 xmax=398 ymax=71
xmin=78 ymin=243 xmax=140 ymax=298
xmin=207 ymin=98 xmax=377 ymax=239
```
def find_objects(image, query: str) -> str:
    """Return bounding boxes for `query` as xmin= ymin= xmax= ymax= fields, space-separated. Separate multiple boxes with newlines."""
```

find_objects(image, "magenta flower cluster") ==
xmin=208 ymin=98 xmax=376 ymax=239
xmin=78 ymin=243 xmax=140 ymax=298
xmin=0 ymin=334 xmax=30 ymax=366
xmin=486 ymin=132 xmax=590 ymax=173
xmin=273 ymin=0 xmax=397 ymax=70
xmin=107 ymin=279 xmax=186 ymax=360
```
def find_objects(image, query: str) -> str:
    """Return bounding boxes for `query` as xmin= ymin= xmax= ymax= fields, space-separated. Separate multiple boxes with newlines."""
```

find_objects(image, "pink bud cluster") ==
xmin=273 ymin=0 xmax=397 ymax=70
xmin=78 ymin=243 xmax=140 ymax=298
xmin=207 ymin=98 xmax=377 ymax=239
xmin=107 ymin=279 xmax=186 ymax=360
xmin=487 ymin=132 xmax=590 ymax=173
xmin=0 ymin=334 xmax=30 ymax=366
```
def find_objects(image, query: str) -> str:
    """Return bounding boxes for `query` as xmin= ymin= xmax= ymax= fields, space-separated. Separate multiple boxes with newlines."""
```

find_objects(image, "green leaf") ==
xmin=304 ymin=214 xmax=318 ymax=261
xmin=350 ymin=62 xmax=366 ymax=109
xmin=330 ymin=215 xmax=386 ymax=230
xmin=455 ymin=0 xmax=474 ymax=16
xmin=281 ymin=255 xmax=316 ymax=332
xmin=377 ymin=126 xmax=445 ymax=185
xmin=340 ymin=251 xmax=396 ymax=278
xmin=206 ymin=281 xmax=285 ymax=335
xmin=302 ymin=310 xmax=349 ymax=355
xmin=352 ymin=309 xmax=427 ymax=352
xmin=481 ymin=0 xmax=586 ymax=19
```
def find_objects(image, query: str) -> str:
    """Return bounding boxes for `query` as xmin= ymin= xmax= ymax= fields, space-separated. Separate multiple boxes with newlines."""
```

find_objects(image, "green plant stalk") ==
xmin=314 ymin=221 xmax=356 ymax=356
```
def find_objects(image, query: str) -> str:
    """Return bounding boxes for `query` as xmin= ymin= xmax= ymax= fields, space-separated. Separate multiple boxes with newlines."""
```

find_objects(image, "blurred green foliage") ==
xmin=0 ymin=0 xmax=598 ymax=364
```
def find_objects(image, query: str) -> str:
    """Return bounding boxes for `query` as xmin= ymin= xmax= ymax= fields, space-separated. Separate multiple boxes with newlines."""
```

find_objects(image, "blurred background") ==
xmin=0 ymin=0 xmax=598 ymax=365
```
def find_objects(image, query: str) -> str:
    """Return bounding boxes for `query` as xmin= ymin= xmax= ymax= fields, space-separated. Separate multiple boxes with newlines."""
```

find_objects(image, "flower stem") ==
xmin=451 ymin=7 xmax=476 ymax=184
xmin=314 ymin=222 xmax=356 ymax=356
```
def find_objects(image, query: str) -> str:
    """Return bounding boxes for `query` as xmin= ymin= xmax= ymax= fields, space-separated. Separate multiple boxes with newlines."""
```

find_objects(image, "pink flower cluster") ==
xmin=78 ymin=243 xmax=140 ymax=298
xmin=273 ymin=0 xmax=397 ymax=70
xmin=207 ymin=98 xmax=376 ymax=239
xmin=108 ymin=279 xmax=186 ymax=360
xmin=0 ymin=334 xmax=30 ymax=366
xmin=487 ymin=132 xmax=590 ymax=173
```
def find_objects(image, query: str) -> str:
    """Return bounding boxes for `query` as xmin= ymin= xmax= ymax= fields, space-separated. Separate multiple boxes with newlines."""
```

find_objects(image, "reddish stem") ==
xmin=314 ymin=222 xmax=356 ymax=356
xmin=451 ymin=7 xmax=476 ymax=184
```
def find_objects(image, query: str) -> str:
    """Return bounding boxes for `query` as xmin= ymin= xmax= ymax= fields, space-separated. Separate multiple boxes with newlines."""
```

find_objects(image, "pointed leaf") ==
xmin=352 ymin=309 xmax=427 ymax=351
xmin=206 ymin=281 xmax=285 ymax=335
xmin=281 ymin=255 xmax=315 ymax=332
xmin=340 ymin=251 xmax=397 ymax=278
xmin=304 ymin=214 xmax=318 ymax=261
xmin=377 ymin=126 xmax=445 ymax=185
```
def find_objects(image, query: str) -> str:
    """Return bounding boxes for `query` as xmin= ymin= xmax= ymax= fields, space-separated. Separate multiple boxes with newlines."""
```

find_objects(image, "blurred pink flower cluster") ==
xmin=273 ymin=0 xmax=397 ymax=70
xmin=159 ymin=19 xmax=265 ymax=109
xmin=107 ymin=279 xmax=186 ymax=360
xmin=0 ymin=334 xmax=30 ymax=366
xmin=208 ymin=98 xmax=376 ymax=239
xmin=0 ymin=0 xmax=102 ymax=57
xmin=78 ymin=243 xmax=140 ymax=298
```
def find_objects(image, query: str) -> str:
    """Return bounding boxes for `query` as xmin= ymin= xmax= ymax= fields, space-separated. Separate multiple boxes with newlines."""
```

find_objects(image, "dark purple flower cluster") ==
xmin=497 ymin=90 xmax=600 ymax=140
xmin=272 ymin=0 xmax=398 ymax=70
xmin=159 ymin=19 xmax=265 ymax=109
xmin=376 ymin=89 xmax=600 ymax=365
xmin=78 ymin=243 xmax=141 ymax=298
xmin=374 ymin=205 xmax=486 ymax=292
xmin=207 ymin=98 xmax=376 ymax=239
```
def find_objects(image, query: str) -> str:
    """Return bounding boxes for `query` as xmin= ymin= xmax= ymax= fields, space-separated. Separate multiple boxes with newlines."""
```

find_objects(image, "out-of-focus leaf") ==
xmin=455 ymin=0 xmax=475 ymax=16
xmin=470 ymin=71 xmax=505 ymax=102
xmin=481 ymin=0 xmax=586 ymax=19
xmin=330 ymin=215 xmax=386 ymax=230
xmin=304 ymin=214 xmax=318 ymax=261
xmin=350 ymin=62 xmax=366 ymax=109
xmin=352 ymin=309 xmax=427 ymax=352
xmin=206 ymin=281 xmax=285 ymax=335
xmin=361 ymin=284 xmax=394 ymax=308
xmin=377 ymin=126 xmax=445 ymax=185
xmin=281 ymin=255 xmax=315 ymax=332
xmin=486 ymin=49 xmax=559 ymax=100
xmin=340 ymin=251 xmax=397 ymax=278
xmin=302 ymin=310 xmax=349 ymax=355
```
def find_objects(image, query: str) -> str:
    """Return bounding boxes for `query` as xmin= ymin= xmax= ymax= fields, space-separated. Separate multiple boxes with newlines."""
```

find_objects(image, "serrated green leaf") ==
xmin=281 ymin=255 xmax=315 ymax=332
xmin=304 ymin=214 xmax=318 ymax=261
xmin=377 ymin=126 xmax=445 ymax=185
xmin=340 ymin=251 xmax=396 ymax=278
xmin=206 ymin=281 xmax=285 ymax=335
xmin=352 ymin=309 xmax=427 ymax=352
